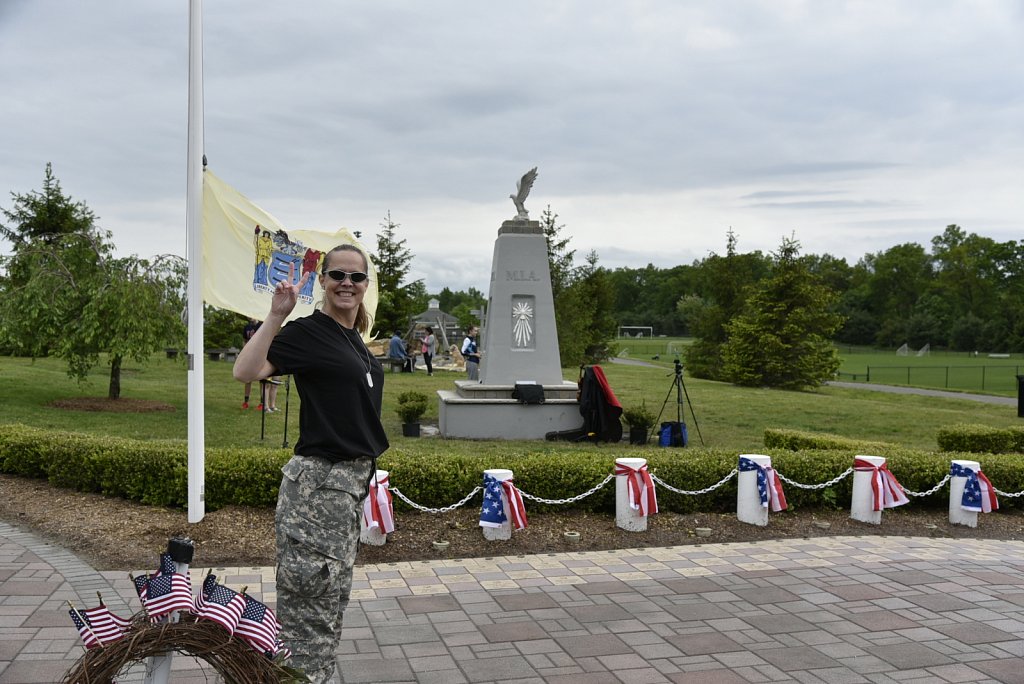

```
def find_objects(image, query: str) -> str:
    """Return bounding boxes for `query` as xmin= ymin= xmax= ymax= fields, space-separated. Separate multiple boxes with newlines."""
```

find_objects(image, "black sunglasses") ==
xmin=324 ymin=269 xmax=368 ymax=284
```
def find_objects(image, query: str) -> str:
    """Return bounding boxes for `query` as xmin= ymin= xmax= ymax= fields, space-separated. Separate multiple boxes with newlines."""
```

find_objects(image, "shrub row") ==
xmin=3 ymin=423 xmax=1024 ymax=514
xmin=936 ymin=423 xmax=1024 ymax=454
xmin=763 ymin=428 xmax=898 ymax=454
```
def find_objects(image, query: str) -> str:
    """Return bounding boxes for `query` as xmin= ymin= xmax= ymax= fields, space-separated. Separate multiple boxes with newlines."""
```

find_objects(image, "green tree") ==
xmin=0 ymin=163 xmax=94 ymax=247
xmin=719 ymin=236 xmax=843 ymax=390
xmin=538 ymin=207 xmax=616 ymax=366
xmin=684 ymin=229 xmax=770 ymax=380
xmin=930 ymin=225 xmax=1008 ymax=324
xmin=0 ymin=227 xmax=186 ymax=399
xmin=563 ymin=251 xmax=618 ymax=365
xmin=540 ymin=205 xmax=575 ymax=298
xmin=860 ymin=242 xmax=933 ymax=346
xmin=371 ymin=211 xmax=422 ymax=335
xmin=434 ymin=287 xmax=486 ymax=331
xmin=204 ymin=305 xmax=248 ymax=350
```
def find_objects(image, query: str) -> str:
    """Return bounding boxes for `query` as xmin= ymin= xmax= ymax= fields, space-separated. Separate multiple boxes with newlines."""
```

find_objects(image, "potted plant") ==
xmin=622 ymin=400 xmax=656 ymax=445
xmin=396 ymin=391 xmax=429 ymax=437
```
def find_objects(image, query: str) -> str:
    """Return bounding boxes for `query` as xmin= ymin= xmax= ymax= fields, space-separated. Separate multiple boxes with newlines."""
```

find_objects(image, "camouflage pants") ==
xmin=275 ymin=455 xmax=373 ymax=684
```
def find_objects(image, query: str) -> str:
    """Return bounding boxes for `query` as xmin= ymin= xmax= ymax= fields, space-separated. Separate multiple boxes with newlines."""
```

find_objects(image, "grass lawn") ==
xmin=837 ymin=348 xmax=1024 ymax=395
xmin=2 ymin=352 xmax=1021 ymax=453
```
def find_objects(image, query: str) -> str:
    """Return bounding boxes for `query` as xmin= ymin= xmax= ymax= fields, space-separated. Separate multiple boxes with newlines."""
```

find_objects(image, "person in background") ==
xmin=461 ymin=325 xmax=481 ymax=381
xmin=241 ymin=318 xmax=261 ymax=409
xmin=388 ymin=330 xmax=412 ymax=372
xmin=422 ymin=325 xmax=436 ymax=376
xmin=259 ymin=376 xmax=281 ymax=412
xmin=232 ymin=245 xmax=388 ymax=684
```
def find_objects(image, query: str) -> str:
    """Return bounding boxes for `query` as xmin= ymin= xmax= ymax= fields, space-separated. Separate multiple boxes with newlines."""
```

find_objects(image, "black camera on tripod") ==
xmin=649 ymin=357 xmax=703 ymax=447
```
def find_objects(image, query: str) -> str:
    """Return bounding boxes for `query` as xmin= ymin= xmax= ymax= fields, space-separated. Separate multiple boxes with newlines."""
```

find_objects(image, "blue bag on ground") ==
xmin=659 ymin=421 xmax=687 ymax=447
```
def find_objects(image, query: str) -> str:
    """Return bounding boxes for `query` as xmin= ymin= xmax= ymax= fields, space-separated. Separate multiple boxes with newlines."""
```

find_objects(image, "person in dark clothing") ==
xmin=234 ymin=244 xmax=387 ymax=684
xmin=241 ymin=318 xmax=261 ymax=408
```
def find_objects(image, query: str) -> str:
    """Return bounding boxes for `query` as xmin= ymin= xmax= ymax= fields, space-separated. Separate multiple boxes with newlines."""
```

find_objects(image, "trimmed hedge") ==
xmin=3 ymin=423 xmax=1024 ymax=514
xmin=936 ymin=423 xmax=1024 ymax=454
xmin=763 ymin=428 xmax=897 ymax=454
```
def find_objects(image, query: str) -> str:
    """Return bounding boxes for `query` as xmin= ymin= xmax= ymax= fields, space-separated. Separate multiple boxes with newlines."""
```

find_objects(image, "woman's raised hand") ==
xmin=270 ymin=264 xmax=311 ymax=318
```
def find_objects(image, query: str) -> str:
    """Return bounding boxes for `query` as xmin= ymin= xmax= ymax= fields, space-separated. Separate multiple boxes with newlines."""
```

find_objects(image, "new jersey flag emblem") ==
xmin=202 ymin=170 xmax=378 ymax=339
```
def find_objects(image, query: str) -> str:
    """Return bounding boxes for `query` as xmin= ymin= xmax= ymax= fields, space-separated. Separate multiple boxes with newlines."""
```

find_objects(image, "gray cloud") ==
xmin=2 ymin=1 xmax=1023 ymax=292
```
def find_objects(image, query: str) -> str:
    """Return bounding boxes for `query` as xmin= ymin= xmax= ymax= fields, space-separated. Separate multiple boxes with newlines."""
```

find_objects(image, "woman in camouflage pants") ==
xmin=235 ymin=244 xmax=389 ymax=683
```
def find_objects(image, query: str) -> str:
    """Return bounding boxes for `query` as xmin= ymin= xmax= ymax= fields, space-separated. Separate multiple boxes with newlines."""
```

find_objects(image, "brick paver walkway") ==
xmin=2 ymin=520 xmax=1023 ymax=683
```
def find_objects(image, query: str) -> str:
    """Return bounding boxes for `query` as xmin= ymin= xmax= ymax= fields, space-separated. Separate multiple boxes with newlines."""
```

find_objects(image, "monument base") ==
xmin=438 ymin=381 xmax=583 ymax=440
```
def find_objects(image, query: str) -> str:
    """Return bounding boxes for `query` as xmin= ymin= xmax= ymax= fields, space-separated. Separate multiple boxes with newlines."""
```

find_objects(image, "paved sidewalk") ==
xmin=2 ymin=519 xmax=1023 ymax=683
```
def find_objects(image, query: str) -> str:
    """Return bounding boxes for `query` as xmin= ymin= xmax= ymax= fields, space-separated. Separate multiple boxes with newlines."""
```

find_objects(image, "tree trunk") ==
xmin=108 ymin=354 xmax=122 ymax=400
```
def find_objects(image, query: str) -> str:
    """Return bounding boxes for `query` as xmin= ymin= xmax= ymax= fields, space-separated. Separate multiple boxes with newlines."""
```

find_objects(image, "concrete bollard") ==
xmin=615 ymin=458 xmax=650 ymax=532
xmin=481 ymin=469 xmax=514 ymax=541
xmin=949 ymin=459 xmax=981 ymax=528
xmin=359 ymin=469 xmax=391 ymax=546
xmin=851 ymin=455 xmax=885 ymax=524
xmin=737 ymin=454 xmax=771 ymax=527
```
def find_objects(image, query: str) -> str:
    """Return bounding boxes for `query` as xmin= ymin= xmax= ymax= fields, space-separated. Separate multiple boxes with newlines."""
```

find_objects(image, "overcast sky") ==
xmin=2 ymin=1 xmax=1022 ymax=293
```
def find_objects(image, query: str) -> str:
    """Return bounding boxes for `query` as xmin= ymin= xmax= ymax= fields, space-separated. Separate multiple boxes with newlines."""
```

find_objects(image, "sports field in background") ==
xmin=615 ymin=337 xmax=1024 ymax=396
xmin=836 ymin=346 xmax=1023 ymax=395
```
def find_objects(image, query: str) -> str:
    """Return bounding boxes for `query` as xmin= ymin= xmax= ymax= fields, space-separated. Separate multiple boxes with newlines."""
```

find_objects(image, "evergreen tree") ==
xmin=720 ymin=236 xmax=844 ymax=390
xmin=574 ymin=250 xmax=618 ymax=362
xmin=371 ymin=211 xmax=421 ymax=335
xmin=540 ymin=205 xmax=575 ymax=298
xmin=0 ymin=163 xmax=94 ymax=247
xmin=683 ymin=229 xmax=769 ymax=380
xmin=537 ymin=206 xmax=616 ymax=366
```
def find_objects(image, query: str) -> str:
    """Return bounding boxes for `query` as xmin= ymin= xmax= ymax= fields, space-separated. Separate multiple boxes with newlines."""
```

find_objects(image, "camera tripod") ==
xmin=649 ymin=358 xmax=704 ymax=446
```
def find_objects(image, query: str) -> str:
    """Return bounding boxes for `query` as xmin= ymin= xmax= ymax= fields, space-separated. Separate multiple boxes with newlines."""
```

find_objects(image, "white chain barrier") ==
xmin=519 ymin=474 xmax=615 ymax=504
xmin=390 ymin=486 xmax=482 ymax=514
xmin=385 ymin=461 xmax=1024 ymax=517
xmin=651 ymin=469 xmax=738 ymax=496
xmin=902 ymin=473 xmax=952 ymax=498
xmin=776 ymin=467 xmax=854 ymax=490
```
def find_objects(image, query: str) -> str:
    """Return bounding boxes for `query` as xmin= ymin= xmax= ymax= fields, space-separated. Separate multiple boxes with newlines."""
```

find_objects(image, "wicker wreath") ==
xmin=62 ymin=613 xmax=306 ymax=684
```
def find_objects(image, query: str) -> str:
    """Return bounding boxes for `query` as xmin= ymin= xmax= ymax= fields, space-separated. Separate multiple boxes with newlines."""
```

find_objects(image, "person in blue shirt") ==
xmin=461 ymin=326 xmax=480 ymax=380
xmin=388 ymin=331 xmax=413 ymax=372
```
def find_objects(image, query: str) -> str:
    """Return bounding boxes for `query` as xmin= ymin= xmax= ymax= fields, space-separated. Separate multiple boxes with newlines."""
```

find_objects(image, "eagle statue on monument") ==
xmin=509 ymin=167 xmax=538 ymax=220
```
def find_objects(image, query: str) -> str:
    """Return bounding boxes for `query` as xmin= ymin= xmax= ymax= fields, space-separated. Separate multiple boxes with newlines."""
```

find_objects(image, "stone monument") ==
xmin=437 ymin=168 xmax=583 ymax=439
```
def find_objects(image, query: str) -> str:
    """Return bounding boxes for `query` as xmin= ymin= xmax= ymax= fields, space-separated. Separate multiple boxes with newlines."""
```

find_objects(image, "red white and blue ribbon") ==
xmin=951 ymin=462 xmax=999 ymax=513
xmin=854 ymin=458 xmax=909 ymax=511
xmin=614 ymin=461 xmax=658 ymax=517
xmin=480 ymin=473 xmax=528 ymax=530
xmin=738 ymin=457 xmax=788 ymax=512
xmin=363 ymin=472 xmax=395 ymax=534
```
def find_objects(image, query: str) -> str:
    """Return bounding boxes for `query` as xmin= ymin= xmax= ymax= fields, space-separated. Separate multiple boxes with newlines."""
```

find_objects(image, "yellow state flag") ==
xmin=202 ymin=169 xmax=378 ymax=340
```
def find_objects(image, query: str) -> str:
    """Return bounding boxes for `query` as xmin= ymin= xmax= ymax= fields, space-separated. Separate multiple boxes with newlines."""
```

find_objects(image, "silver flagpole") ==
xmin=186 ymin=0 xmax=205 ymax=525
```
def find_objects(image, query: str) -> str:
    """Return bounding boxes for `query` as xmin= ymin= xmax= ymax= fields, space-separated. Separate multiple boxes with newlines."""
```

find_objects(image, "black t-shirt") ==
xmin=267 ymin=310 xmax=389 ymax=462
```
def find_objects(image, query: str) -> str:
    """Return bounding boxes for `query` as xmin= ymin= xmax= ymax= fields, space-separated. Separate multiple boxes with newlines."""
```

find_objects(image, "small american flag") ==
xmin=952 ymin=462 xmax=999 ymax=513
xmin=269 ymin=639 xmax=292 ymax=661
xmin=235 ymin=594 xmax=281 ymax=654
xmin=479 ymin=473 xmax=527 ymax=530
xmin=141 ymin=554 xmax=193 ymax=620
xmin=132 ymin=573 xmax=149 ymax=600
xmin=68 ymin=605 xmax=131 ymax=649
xmin=193 ymin=578 xmax=246 ymax=633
